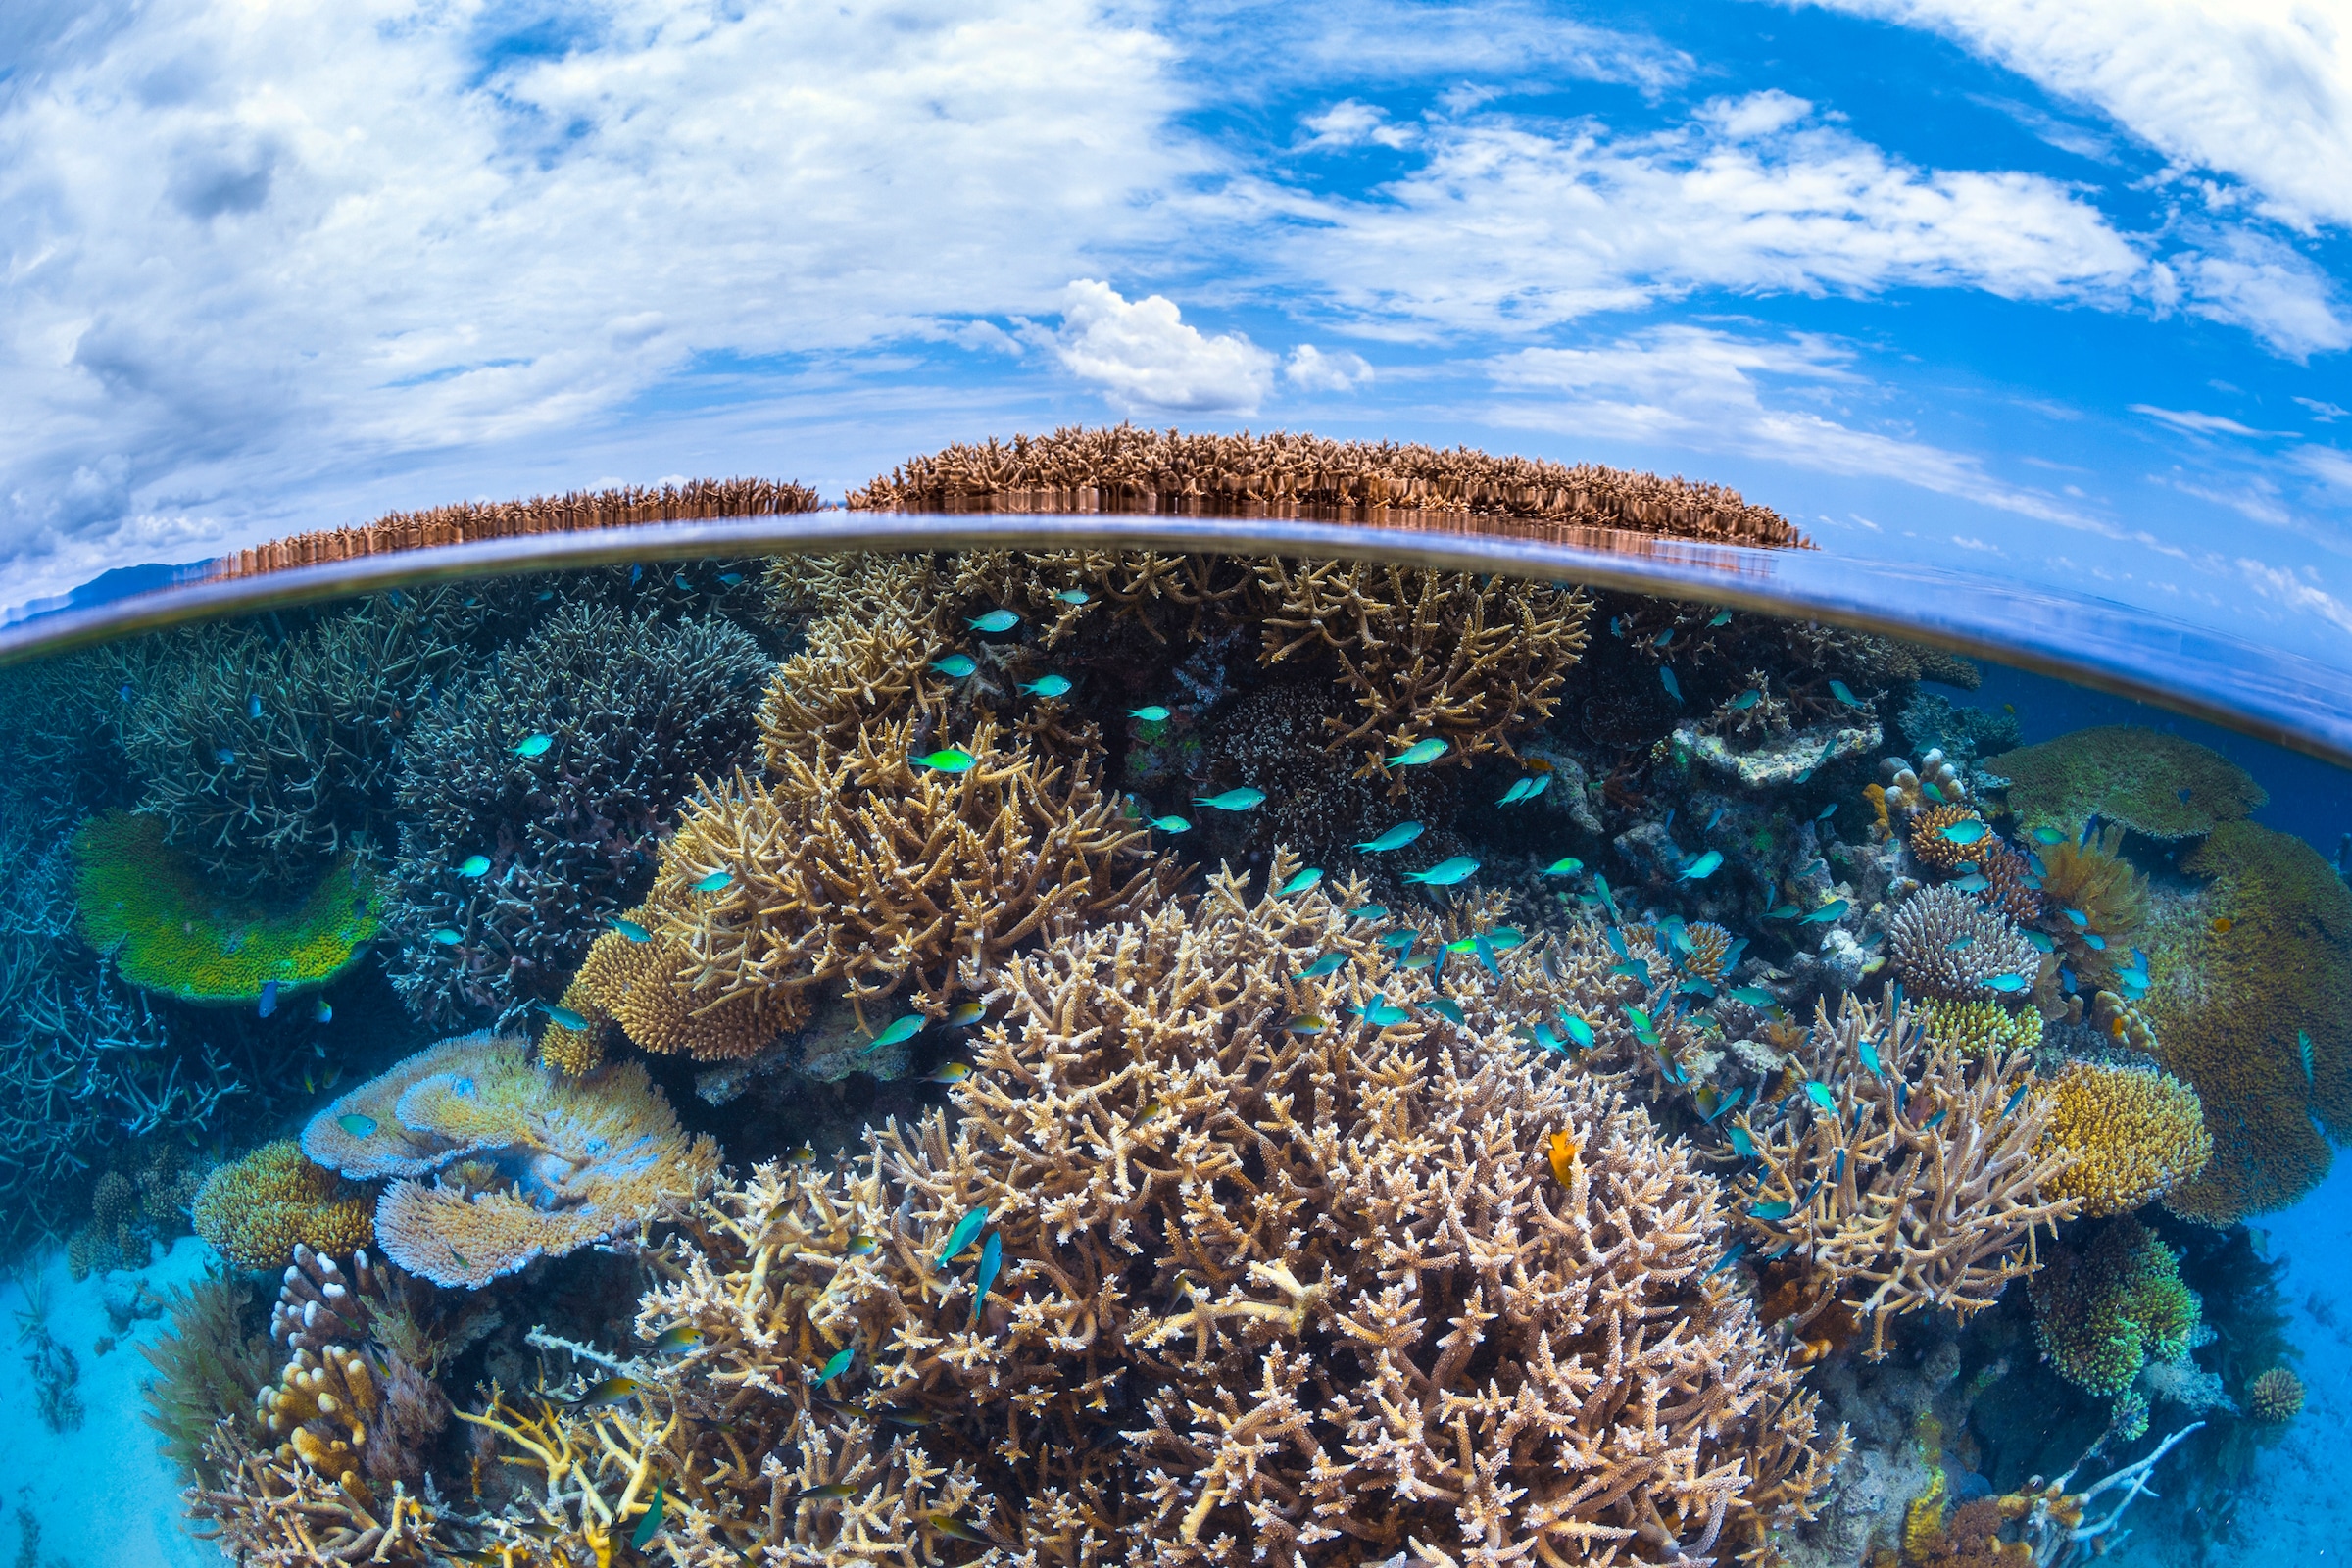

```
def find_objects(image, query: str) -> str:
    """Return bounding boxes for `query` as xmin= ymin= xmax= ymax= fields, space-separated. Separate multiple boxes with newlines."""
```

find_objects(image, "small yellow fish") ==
xmin=927 ymin=1515 xmax=992 ymax=1544
xmin=576 ymin=1376 xmax=641 ymax=1407
xmin=650 ymin=1324 xmax=705 ymax=1353
xmin=795 ymin=1481 xmax=858 ymax=1501
xmin=1546 ymin=1129 xmax=1578 ymax=1187
xmin=787 ymin=1143 xmax=816 ymax=1165
xmin=947 ymin=1001 xmax=987 ymax=1027
xmin=1136 ymin=1099 xmax=1167 ymax=1124
xmin=843 ymin=1234 xmax=881 ymax=1257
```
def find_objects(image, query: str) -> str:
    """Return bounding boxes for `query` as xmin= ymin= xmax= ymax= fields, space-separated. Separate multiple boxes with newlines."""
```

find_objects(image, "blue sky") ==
xmin=2 ymin=0 xmax=2349 ymax=662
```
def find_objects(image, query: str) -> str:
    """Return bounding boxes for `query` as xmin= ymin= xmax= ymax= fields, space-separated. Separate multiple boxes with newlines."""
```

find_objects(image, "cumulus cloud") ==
xmin=1786 ymin=0 xmax=2352 ymax=229
xmin=1301 ymin=100 xmax=1417 ymax=150
xmin=1047 ymin=281 xmax=1274 ymax=415
xmin=1284 ymin=344 xmax=1375 ymax=392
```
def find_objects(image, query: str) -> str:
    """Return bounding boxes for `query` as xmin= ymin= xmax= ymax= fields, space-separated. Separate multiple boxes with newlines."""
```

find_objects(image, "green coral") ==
xmin=2142 ymin=820 xmax=2352 ymax=1224
xmin=1916 ymin=997 xmax=2044 ymax=1057
xmin=2030 ymin=1216 xmax=2200 ymax=1396
xmin=72 ymin=810 xmax=380 ymax=1004
xmin=1985 ymin=725 xmax=2265 ymax=841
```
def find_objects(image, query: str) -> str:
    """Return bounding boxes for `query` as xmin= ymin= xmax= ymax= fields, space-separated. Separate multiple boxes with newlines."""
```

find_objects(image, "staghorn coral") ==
xmin=1678 ymin=918 xmax=1738 ymax=981
xmin=1974 ymin=839 xmax=2043 ymax=925
xmin=944 ymin=547 xmax=1261 ymax=648
xmin=505 ymin=853 xmax=1842 ymax=1567
xmin=2029 ymin=1217 xmax=2199 ymax=1396
xmin=1887 ymin=885 xmax=2045 ymax=1002
xmin=382 ymin=601 xmax=773 ymax=1026
xmin=184 ymin=1421 xmax=446 ymax=1567
xmin=1916 ymin=998 xmax=2045 ymax=1058
xmin=217 ymin=477 xmax=820 ymax=579
xmin=2034 ymin=1061 xmax=2213 ymax=1217
xmin=73 ymin=810 xmax=381 ymax=1005
xmin=2034 ymin=824 xmax=2144 ymax=990
xmin=1734 ymin=990 xmax=2078 ymax=1357
xmin=850 ymin=423 xmax=1806 ymax=544
xmin=302 ymin=1031 xmax=720 ymax=1287
xmin=758 ymin=553 xmax=955 ymax=767
xmin=1251 ymin=557 xmax=1592 ymax=773
xmin=1985 ymin=727 xmax=2265 ymax=842
xmin=658 ymin=710 xmax=1178 ymax=1023
xmin=2246 ymin=1367 xmax=2305 ymax=1422
xmin=192 ymin=1141 xmax=375 ymax=1272
xmin=2142 ymin=821 xmax=2352 ymax=1224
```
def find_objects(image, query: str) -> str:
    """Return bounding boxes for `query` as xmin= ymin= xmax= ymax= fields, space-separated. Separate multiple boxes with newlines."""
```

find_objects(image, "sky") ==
xmin=2 ymin=0 xmax=2349 ymax=667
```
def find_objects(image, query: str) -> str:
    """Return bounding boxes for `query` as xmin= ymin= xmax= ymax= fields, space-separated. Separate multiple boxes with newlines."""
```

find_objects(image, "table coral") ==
xmin=381 ymin=600 xmax=772 ymax=1026
xmin=2029 ymin=1217 xmax=2199 ymax=1396
xmin=1735 ymin=990 xmax=2078 ymax=1357
xmin=2140 ymin=821 xmax=2352 ymax=1224
xmin=72 ymin=810 xmax=380 ymax=1004
xmin=301 ymin=1031 xmax=720 ymax=1287
xmin=191 ymin=1141 xmax=374 ymax=1272
xmin=1887 ymin=884 xmax=2044 ymax=1002
xmin=2034 ymin=1061 xmax=2212 ymax=1217
xmin=507 ymin=853 xmax=1842 ymax=1567
xmin=1984 ymin=726 xmax=2266 ymax=842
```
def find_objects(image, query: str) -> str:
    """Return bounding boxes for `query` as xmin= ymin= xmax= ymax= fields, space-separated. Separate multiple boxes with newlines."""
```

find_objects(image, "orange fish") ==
xmin=2211 ymin=916 xmax=2234 ymax=934
xmin=1546 ymin=1130 xmax=1578 ymax=1187
xmin=2109 ymin=1015 xmax=2128 ymax=1039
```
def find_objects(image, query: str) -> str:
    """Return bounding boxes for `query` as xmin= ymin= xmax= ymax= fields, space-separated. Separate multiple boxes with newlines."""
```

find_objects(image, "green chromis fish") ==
xmin=692 ymin=870 xmax=734 ymax=892
xmin=1347 ymin=905 xmax=1389 ymax=921
xmin=818 ymin=1346 xmax=855 ymax=1383
xmin=1953 ymin=872 xmax=1992 ymax=894
xmin=1296 ymin=953 xmax=1349 ymax=978
xmin=1386 ymin=737 xmax=1448 ymax=766
xmin=1353 ymin=999 xmax=1413 ymax=1027
xmin=1147 ymin=814 xmax=1191 ymax=833
xmin=1542 ymin=857 xmax=1584 ymax=876
xmin=1678 ymin=850 xmax=1724 ymax=881
xmin=1726 ymin=986 xmax=1777 ymax=1007
xmin=1764 ymin=904 xmax=1799 ymax=920
xmin=915 ymin=748 xmax=978 ymax=772
xmin=543 ymin=1004 xmax=592 ymax=1031
xmin=1560 ymin=1014 xmax=1594 ymax=1049
xmin=608 ymin=916 xmax=652 ymax=942
xmin=650 ymin=1324 xmax=705 ymax=1353
xmin=1799 ymin=899 xmax=1850 ymax=925
xmin=864 ymin=1014 xmax=927 ymax=1053
xmin=1749 ymin=1200 xmax=1793 ymax=1222
xmin=1701 ymin=1086 xmax=1745 ymax=1123
xmin=1806 ymin=1082 xmax=1837 ymax=1113
xmin=1054 ymin=588 xmax=1091 ymax=604
xmin=2301 ymin=1030 xmax=2314 ymax=1084
xmin=927 ymin=1516 xmax=992 ymax=1544
xmin=1398 ymin=952 xmax=1441 ymax=971
xmin=1729 ymin=1124 xmax=1759 ymax=1158
xmin=940 ymin=1206 xmax=990 ymax=1264
xmin=1019 ymin=674 xmax=1073 ymax=698
xmin=458 ymin=854 xmax=491 ymax=877
xmin=1354 ymin=821 xmax=1425 ymax=853
xmin=1653 ymin=627 xmax=1675 ymax=648
xmin=930 ymin=654 xmax=978 ymax=677
xmin=1498 ymin=776 xmax=1536 ymax=806
xmin=1472 ymin=933 xmax=1503 ymax=980
xmin=1984 ymin=973 xmax=2029 ymax=993
xmin=1423 ymin=999 xmax=1465 ymax=1026
xmin=1815 ymin=802 xmax=1838 ymax=821
xmin=1660 ymin=666 xmax=1682 ymax=702
xmin=630 ymin=1485 xmax=665 ymax=1550
xmin=336 ymin=1113 xmax=376 ymax=1138
xmin=1828 ymin=679 xmax=1862 ymax=706
xmin=314 ymin=999 xmax=333 ymax=1023
xmin=1709 ymin=610 xmax=1732 ymax=626
xmin=971 ymin=1232 xmax=1003 ymax=1325
xmin=1858 ymin=1038 xmax=1884 ymax=1076
xmin=968 ymin=609 xmax=1021 ymax=632
xmin=1729 ymin=689 xmax=1760 ymax=710
xmin=947 ymin=1002 xmax=987 ymax=1027
xmin=718 ymin=571 xmax=744 ymax=585
xmin=796 ymin=1482 xmax=858 ymax=1501
xmin=1378 ymin=930 xmax=1420 ymax=950
xmin=431 ymin=928 xmax=464 ymax=945
xmin=1947 ymin=934 xmax=1977 ymax=951
xmin=2000 ymin=1083 xmax=2031 ymax=1119
xmin=1702 ymin=1241 xmax=1747 ymax=1278
xmin=578 ymin=1376 xmax=643 ymax=1407
xmin=1940 ymin=818 xmax=1988 ymax=846
xmin=1128 ymin=705 xmax=1170 ymax=721
xmin=512 ymin=733 xmax=554 ymax=758
xmin=2024 ymin=930 xmax=2055 ymax=954
xmin=1277 ymin=867 xmax=1324 ymax=896
xmin=925 ymin=1061 xmax=972 ymax=1085
xmin=1286 ymin=1014 xmax=1330 ymax=1035
xmin=2033 ymin=825 xmax=2067 ymax=844
xmin=2063 ymin=907 xmax=2089 ymax=926
xmin=1195 ymin=788 xmax=1267 ymax=811
xmin=1403 ymin=856 xmax=1480 ymax=887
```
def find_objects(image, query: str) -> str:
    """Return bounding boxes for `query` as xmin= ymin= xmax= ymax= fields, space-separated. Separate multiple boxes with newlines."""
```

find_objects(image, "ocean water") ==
xmin=0 ymin=544 xmax=2343 ymax=1568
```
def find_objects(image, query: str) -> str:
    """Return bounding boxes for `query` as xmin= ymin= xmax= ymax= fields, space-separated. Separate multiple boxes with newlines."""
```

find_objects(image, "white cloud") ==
xmin=2295 ymin=445 xmax=2352 ymax=495
xmin=2129 ymin=406 xmax=2287 ymax=438
xmin=1487 ymin=324 xmax=2111 ymax=531
xmin=2297 ymin=398 xmax=2350 ymax=422
xmin=2237 ymin=556 xmax=2352 ymax=637
xmin=1786 ymin=0 xmax=2352 ymax=229
xmin=1301 ymin=101 xmax=1417 ymax=151
xmin=1284 ymin=344 xmax=1375 ymax=392
xmin=1047 ymin=281 xmax=1274 ymax=415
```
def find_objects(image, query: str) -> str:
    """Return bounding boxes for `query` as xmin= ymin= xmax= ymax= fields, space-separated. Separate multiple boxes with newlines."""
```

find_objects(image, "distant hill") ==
xmin=0 ymin=559 xmax=214 ymax=626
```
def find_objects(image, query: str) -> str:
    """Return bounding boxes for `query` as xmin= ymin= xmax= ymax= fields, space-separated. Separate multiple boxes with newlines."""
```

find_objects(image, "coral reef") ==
xmin=851 ymin=424 xmax=1807 ymax=544
xmin=301 ymin=1031 xmax=720 ymax=1287
xmin=381 ymin=601 xmax=772 ymax=1025
xmin=2245 ymin=1367 xmax=2304 ymax=1422
xmin=73 ymin=809 xmax=381 ymax=1004
xmin=2030 ymin=1217 xmax=2199 ymax=1396
xmin=1909 ymin=804 xmax=1988 ymax=871
xmin=2142 ymin=821 xmax=2352 ymax=1223
xmin=1916 ymin=998 xmax=2045 ymax=1058
xmin=2033 ymin=824 xmax=2144 ymax=991
xmin=141 ymin=1278 xmax=277 ymax=1484
xmin=2034 ymin=1062 xmax=2212 ymax=1218
xmin=559 ymin=903 xmax=802 ymax=1065
xmin=1887 ymin=885 xmax=2045 ymax=1002
xmin=191 ymin=1140 xmax=376 ymax=1272
xmin=1984 ymin=727 xmax=2266 ymax=841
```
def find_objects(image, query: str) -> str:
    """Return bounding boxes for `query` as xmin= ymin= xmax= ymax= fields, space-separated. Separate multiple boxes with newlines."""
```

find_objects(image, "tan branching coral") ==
xmin=656 ymin=711 xmax=1178 ymax=1022
xmin=567 ymin=906 xmax=800 ymax=1063
xmin=1253 ymin=557 xmax=1591 ymax=772
xmin=2034 ymin=1062 xmax=2212 ymax=1217
xmin=1916 ymin=998 xmax=2044 ymax=1059
xmin=499 ymin=854 xmax=1840 ymax=1566
xmin=1734 ymin=991 xmax=2080 ymax=1357
xmin=192 ymin=1141 xmax=375 ymax=1272
xmin=758 ymin=554 xmax=956 ymax=765
xmin=947 ymin=547 xmax=1261 ymax=647
xmin=1909 ymin=805 xmax=1988 ymax=870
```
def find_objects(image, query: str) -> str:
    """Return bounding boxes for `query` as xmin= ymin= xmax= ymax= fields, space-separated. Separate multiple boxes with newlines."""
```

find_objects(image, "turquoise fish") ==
xmin=692 ymin=870 xmax=733 ymax=893
xmin=1703 ymin=1241 xmax=1747 ymax=1278
xmin=968 ymin=610 xmax=1020 ymax=632
xmin=1355 ymin=821 xmax=1425 ymax=853
xmin=970 ymin=1232 xmax=1003 ymax=1324
xmin=1709 ymin=611 xmax=1732 ymax=626
xmin=1660 ymin=667 xmax=1682 ymax=702
xmin=1054 ymin=588 xmax=1090 ymax=604
xmin=1799 ymin=899 xmax=1849 ymax=925
xmin=513 ymin=734 xmax=554 ymax=758
xmin=1195 ymin=788 xmax=1267 ymax=810
xmin=1828 ymin=679 xmax=1862 ymax=706
xmin=430 ymin=928 xmax=463 ymax=945
xmin=336 ymin=1113 xmax=376 ymax=1138
xmin=1353 ymin=998 xmax=1413 ymax=1027
xmin=1276 ymin=867 xmax=1324 ymax=896
xmin=608 ymin=916 xmax=652 ymax=942
xmin=1348 ymin=905 xmax=1389 ymax=921
xmin=1147 ymin=814 xmax=1191 ymax=833
xmin=940 ymin=1206 xmax=990 ymax=1265
xmin=2302 ymin=1030 xmax=2315 ymax=1085
xmin=458 ymin=855 xmax=490 ymax=877
xmin=930 ymin=655 xmax=978 ymax=677
xmin=1559 ymin=1014 xmax=1594 ymax=1049
xmin=1019 ymin=674 xmax=1072 ymax=698
xmin=1729 ymin=690 xmax=1760 ymax=710
xmin=914 ymin=748 xmax=977 ymax=772
xmin=544 ymin=1004 xmax=591 ymax=1032
xmin=1729 ymin=1124 xmax=1759 ymax=1158
xmin=1296 ymin=953 xmax=1349 ymax=978
xmin=1940 ymin=818 xmax=1987 ymax=846
xmin=1403 ymin=857 xmax=1480 ymax=886
xmin=1984 ymin=973 xmax=2028 ymax=994
xmin=1678 ymin=850 xmax=1724 ymax=881
xmin=1542 ymin=857 xmax=1584 ymax=876
xmin=1423 ymin=998 xmax=1465 ymax=1026
xmin=630 ymin=1487 xmax=666 ymax=1551
xmin=818 ymin=1347 xmax=855 ymax=1384
xmin=1128 ymin=706 xmax=1170 ymax=721
xmin=1386 ymin=738 xmax=1448 ymax=766
xmin=864 ymin=1014 xmax=926 ymax=1053
xmin=1805 ymin=1081 xmax=1837 ymax=1114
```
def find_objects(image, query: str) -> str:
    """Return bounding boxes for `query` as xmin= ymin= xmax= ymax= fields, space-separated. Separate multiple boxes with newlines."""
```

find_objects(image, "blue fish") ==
xmin=971 ymin=1232 xmax=1003 ymax=1324
xmin=1624 ymin=1004 xmax=1658 ymax=1044
xmin=1195 ymin=788 xmax=1267 ymax=811
xmin=1984 ymin=973 xmax=2029 ymax=994
xmin=1660 ymin=667 xmax=1682 ymax=703
xmin=1379 ymin=931 xmax=1420 ymax=950
xmin=1653 ymin=628 xmax=1675 ymax=648
xmin=544 ymin=1003 xmax=592 ymax=1031
xmin=247 ymin=693 xmax=263 ymax=719
xmin=2082 ymin=932 xmax=2108 ymax=951
xmin=1592 ymin=874 xmax=1620 ymax=919
xmin=314 ymin=999 xmax=333 ymax=1023
xmin=1749 ymin=1200 xmax=1793 ymax=1222
xmin=2000 ymin=1083 xmax=2031 ymax=1119
xmin=1353 ymin=999 xmax=1413 ymax=1027
xmin=1947 ymin=935 xmax=1975 ymax=952
xmin=1387 ymin=738 xmax=1448 ymax=767
xmin=1609 ymin=616 xmax=1623 ymax=636
xmin=1858 ymin=1038 xmax=1883 ymax=1077
xmin=1297 ymin=953 xmax=1350 ymax=979
xmin=1532 ymin=1021 xmax=1563 ymax=1052
xmin=1347 ymin=905 xmax=1389 ymax=921
xmin=1542 ymin=857 xmax=1584 ymax=876
xmin=1728 ymin=690 xmax=1760 ymax=710
xmin=1403 ymin=857 xmax=1480 ymax=887
xmin=1764 ymin=904 xmax=1799 ymax=920
xmin=1832 ymin=1149 xmax=1846 ymax=1185
xmin=609 ymin=916 xmax=653 ymax=942
xmin=1424 ymin=998 xmax=1466 ymax=1026
xmin=718 ymin=572 xmax=744 ymax=586
xmin=1806 ymin=1082 xmax=1837 ymax=1114
xmin=1726 ymin=986 xmax=1776 ymax=1007
xmin=1560 ymin=1014 xmax=1594 ymax=1049
xmin=693 ymin=871 xmax=733 ymax=893
xmin=1729 ymin=1124 xmax=1759 ymax=1158
xmin=1525 ymin=774 xmax=1553 ymax=799
xmin=1472 ymin=933 xmax=1503 ymax=980
xmin=1702 ymin=1241 xmax=1747 ymax=1278
xmin=1147 ymin=815 xmax=1191 ymax=833
xmin=1277 ymin=867 xmax=1324 ymax=896
xmin=2301 ymin=1030 xmax=2314 ymax=1085
xmin=940 ymin=1206 xmax=990 ymax=1265
xmin=459 ymin=855 xmax=491 ymax=878
xmin=216 ymin=748 xmax=236 ymax=765
xmin=1953 ymin=873 xmax=1992 ymax=893
xmin=2023 ymin=931 xmax=2054 ymax=954
xmin=1940 ymin=819 xmax=1988 ymax=846
xmin=513 ymin=733 xmax=554 ymax=758
xmin=1609 ymin=958 xmax=1653 ymax=987
xmin=1702 ymin=1087 xmax=1745 ymax=1123
xmin=1679 ymin=850 xmax=1724 ymax=881
xmin=1799 ymin=900 xmax=1849 ymax=925
xmin=1019 ymin=674 xmax=1072 ymax=699
xmin=1055 ymin=588 xmax=1091 ymax=604
xmin=1398 ymin=951 xmax=1442 ymax=971
xmin=1355 ymin=822 xmax=1425 ymax=853
xmin=1604 ymin=926 xmax=1631 ymax=959
xmin=1498 ymin=777 xmax=1536 ymax=806
xmin=1708 ymin=611 xmax=1732 ymax=627
xmin=1828 ymin=679 xmax=1862 ymax=707
xmin=2060 ymin=966 xmax=2078 ymax=994
xmin=968 ymin=610 xmax=1021 ymax=633
xmin=430 ymin=928 xmax=463 ymax=945
xmin=930 ymin=655 xmax=978 ymax=677
xmin=1704 ymin=807 xmax=1727 ymax=831
xmin=1921 ymin=780 xmax=1946 ymax=803
xmin=2032 ymin=826 xmax=2066 ymax=845
xmin=1815 ymin=802 xmax=1838 ymax=821
xmin=1921 ymin=1108 xmax=1948 ymax=1131
xmin=258 ymin=981 xmax=277 ymax=1019
xmin=118 ymin=682 xmax=134 ymax=702
xmin=1128 ymin=706 xmax=1171 ymax=722
xmin=864 ymin=1014 xmax=926 ymax=1054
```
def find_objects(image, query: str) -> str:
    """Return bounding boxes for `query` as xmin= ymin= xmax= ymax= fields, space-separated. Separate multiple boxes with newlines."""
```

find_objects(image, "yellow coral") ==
xmin=1909 ymin=805 xmax=1987 ymax=871
xmin=2248 ymin=1367 xmax=2304 ymax=1422
xmin=2035 ymin=1062 xmax=2213 ymax=1217
xmin=191 ymin=1143 xmax=373 ymax=1272
xmin=537 ymin=975 xmax=609 ymax=1076
xmin=1902 ymin=1467 xmax=1949 ymax=1562
xmin=1917 ymin=998 xmax=2045 ymax=1057
xmin=570 ymin=911 xmax=798 ymax=1062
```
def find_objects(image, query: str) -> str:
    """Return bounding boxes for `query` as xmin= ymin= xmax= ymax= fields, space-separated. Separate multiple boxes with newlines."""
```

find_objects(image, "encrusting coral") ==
xmin=2034 ymin=1061 xmax=2212 ymax=1218
xmin=1984 ymin=727 xmax=2266 ymax=842
xmin=476 ymin=853 xmax=1843 ymax=1566
xmin=1887 ymin=885 xmax=2044 ymax=1002
xmin=2029 ymin=1217 xmax=2199 ymax=1396
xmin=191 ymin=1141 xmax=375 ymax=1272
xmin=300 ymin=1031 xmax=720 ymax=1287
xmin=73 ymin=810 xmax=381 ymax=1005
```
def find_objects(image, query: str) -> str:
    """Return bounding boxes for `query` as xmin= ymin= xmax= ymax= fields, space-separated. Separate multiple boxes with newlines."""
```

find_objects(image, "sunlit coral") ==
xmin=567 ymin=906 xmax=798 ymax=1063
xmin=2034 ymin=1061 xmax=2212 ymax=1217
xmin=191 ymin=1142 xmax=374 ymax=1273
xmin=2034 ymin=823 xmax=2145 ymax=989
xmin=1916 ymin=997 xmax=2045 ymax=1058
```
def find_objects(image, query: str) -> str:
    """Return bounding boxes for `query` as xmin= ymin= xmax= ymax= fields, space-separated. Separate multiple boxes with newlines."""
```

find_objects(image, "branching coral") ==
xmin=513 ymin=854 xmax=1842 ymax=1567
xmin=657 ymin=710 xmax=1178 ymax=1023
xmin=2034 ymin=824 xmax=2145 ymax=990
xmin=850 ymin=424 xmax=1806 ymax=544
xmin=1916 ymin=998 xmax=2045 ymax=1058
xmin=381 ymin=601 xmax=772 ymax=1026
xmin=73 ymin=810 xmax=380 ymax=1004
xmin=302 ymin=1032 xmax=720 ymax=1287
xmin=2029 ymin=1217 xmax=2199 ymax=1396
xmin=1733 ymin=990 xmax=2078 ymax=1357
xmin=1887 ymin=885 xmax=2044 ymax=1002
xmin=191 ymin=1141 xmax=375 ymax=1272
xmin=2142 ymin=821 xmax=2352 ymax=1224
xmin=1909 ymin=805 xmax=1988 ymax=871
xmin=561 ymin=907 xmax=797 ymax=1065
xmin=1985 ymin=727 xmax=2265 ymax=842
xmin=2034 ymin=1062 xmax=2212 ymax=1218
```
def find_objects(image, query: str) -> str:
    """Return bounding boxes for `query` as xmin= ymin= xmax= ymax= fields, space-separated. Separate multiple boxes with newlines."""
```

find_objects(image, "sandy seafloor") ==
xmin=0 ymin=1190 xmax=2338 ymax=1568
